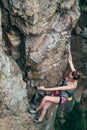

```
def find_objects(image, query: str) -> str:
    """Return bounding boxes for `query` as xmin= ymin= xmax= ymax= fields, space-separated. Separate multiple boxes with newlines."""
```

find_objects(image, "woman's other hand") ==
xmin=37 ymin=86 xmax=46 ymax=91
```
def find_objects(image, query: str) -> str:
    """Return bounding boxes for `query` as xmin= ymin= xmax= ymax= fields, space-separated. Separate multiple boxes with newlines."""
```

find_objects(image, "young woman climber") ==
xmin=29 ymin=44 xmax=81 ymax=124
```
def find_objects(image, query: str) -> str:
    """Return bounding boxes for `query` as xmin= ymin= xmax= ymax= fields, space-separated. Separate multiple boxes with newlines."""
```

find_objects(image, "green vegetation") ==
xmin=54 ymin=102 xmax=87 ymax=130
xmin=79 ymin=0 xmax=87 ymax=5
xmin=80 ymin=5 xmax=87 ymax=12
xmin=79 ymin=0 xmax=87 ymax=12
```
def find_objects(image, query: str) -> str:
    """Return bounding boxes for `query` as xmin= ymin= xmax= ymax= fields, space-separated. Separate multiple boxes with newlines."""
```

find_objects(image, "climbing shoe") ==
xmin=28 ymin=108 xmax=37 ymax=114
xmin=33 ymin=119 xmax=42 ymax=124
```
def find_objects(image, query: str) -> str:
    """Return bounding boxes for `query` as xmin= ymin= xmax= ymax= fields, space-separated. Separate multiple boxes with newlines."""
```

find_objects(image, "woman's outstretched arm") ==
xmin=67 ymin=45 xmax=76 ymax=72
xmin=37 ymin=85 xmax=76 ymax=91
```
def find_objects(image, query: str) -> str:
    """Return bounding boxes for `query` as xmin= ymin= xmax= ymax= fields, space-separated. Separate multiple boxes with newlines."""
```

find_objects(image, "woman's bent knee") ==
xmin=43 ymin=96 xmax=49 ymax=101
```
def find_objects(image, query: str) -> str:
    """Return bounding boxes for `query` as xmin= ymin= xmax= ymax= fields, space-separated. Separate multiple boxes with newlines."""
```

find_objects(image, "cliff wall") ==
xmin=0 ymin=1 xmax=80 ymax=130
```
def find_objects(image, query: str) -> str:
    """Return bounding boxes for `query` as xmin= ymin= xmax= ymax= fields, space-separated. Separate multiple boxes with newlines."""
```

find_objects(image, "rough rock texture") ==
xmin=0 ymin=46 xmax=28 ymax=113
xmin=1 ymin=0 xmax=81 ymax=87
xmin=0 ymin=1 xmax=81 ymax=130
xmin=0 ymin=8 xmax=31 ymax=130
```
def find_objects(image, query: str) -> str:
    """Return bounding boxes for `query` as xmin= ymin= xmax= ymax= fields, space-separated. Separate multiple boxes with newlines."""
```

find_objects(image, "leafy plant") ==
xmin=54 ymin=102 xmax=87 ymax=130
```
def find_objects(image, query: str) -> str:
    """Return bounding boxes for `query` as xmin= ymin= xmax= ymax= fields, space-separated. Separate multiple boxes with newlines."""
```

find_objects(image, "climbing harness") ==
xmin=54 ymin=77 xmax=73 ymax=107
xmin=65 ymin=90 xmax=73 ymax=101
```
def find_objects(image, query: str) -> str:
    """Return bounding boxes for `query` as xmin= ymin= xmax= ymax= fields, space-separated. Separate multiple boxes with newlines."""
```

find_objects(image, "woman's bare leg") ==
xmin=36 ymin=96 xmax=60 ymax=121
xmin=39 ymin=101 xmax=52 ymax=122
xmin=36 ymin=95 xmax=59 ymax=111
xmin=36 ymin=96 xmax=48 ymax=111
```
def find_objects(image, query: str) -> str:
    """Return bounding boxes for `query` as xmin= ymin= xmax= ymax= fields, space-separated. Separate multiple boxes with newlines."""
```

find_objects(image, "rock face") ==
xmin=1 ymin=0 xmax=81 ymax=87
xmin=0 ymin=46 xmax=28 ymax=113
xmin=0 ymin=8 xmax=30 ymax=130
xmin=0 ymin=1 xmax=80 ymax=130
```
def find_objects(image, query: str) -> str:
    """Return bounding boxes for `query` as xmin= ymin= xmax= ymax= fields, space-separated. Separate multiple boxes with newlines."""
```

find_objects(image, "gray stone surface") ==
xmin=0 ymin=46 xmax=28 ymax=113
xmin=0 ymin=1 xmax=81 ymax=130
